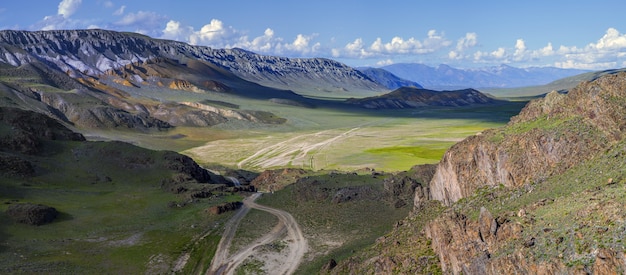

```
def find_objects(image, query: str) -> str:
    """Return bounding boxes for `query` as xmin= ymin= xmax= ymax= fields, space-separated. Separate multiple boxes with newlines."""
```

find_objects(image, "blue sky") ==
xmin=1 ymin=0 xmax=626 ymax=70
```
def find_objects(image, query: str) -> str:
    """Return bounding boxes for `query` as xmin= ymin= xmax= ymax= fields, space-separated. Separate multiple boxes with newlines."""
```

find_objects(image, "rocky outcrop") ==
xmin=0 ymin=106 xmax=85 ymax=155
xmin=6 ymin=203 xmax=59 ymax=226
xmin=347 ymin=87 xmax=497 ymax=109
xmin=0 ymin=153 xmax=34 ymax=177
xmin=180 ymin=102 xmax=286 ymax=124
xmin=250 ymin=168 xmax=308 ymax=192
xmin=162 ymin=151 xmax=226 ymax=184
xmin=413 ymin=71 xmax=626 ymax=274
xmin=207 ymin=201 xmax=243 ymax=215
xmin=428 ymin=72 xmax=626 ymax=205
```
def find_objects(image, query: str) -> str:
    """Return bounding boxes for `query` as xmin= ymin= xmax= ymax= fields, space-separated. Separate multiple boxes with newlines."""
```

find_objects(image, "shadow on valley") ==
xmin=303 ymin=97 xmax=528 ymax=124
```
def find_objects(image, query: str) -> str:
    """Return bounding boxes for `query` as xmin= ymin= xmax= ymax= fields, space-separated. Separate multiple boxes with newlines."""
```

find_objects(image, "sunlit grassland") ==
xmin=183 ymin=104 xmax=517 ymax=172
xmin=73 ymin=82 xmax=525 ymax=173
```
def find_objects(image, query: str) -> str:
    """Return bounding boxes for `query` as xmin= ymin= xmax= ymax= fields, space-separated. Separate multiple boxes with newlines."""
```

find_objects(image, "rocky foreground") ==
xmin=332 ymin=71 xmax=626 ymax=274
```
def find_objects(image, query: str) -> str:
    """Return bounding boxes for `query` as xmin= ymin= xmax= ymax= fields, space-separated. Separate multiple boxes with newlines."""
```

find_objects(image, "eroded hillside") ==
xmin=332 ymin=71 xmax=626 ymax=274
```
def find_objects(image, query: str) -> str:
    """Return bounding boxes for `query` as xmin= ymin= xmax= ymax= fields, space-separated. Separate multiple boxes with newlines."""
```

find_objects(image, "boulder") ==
xmin=6 ymin=203 xmax=58 ymax=226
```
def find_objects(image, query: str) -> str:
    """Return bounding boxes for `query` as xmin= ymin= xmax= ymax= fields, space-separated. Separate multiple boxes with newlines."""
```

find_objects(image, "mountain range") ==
xmin=0 ymin=29 xmax=509 ymax=133
xmin=380 ymin=63 xmax=590 ymax=90
xmin=2 ymin=28 xmax=625 ymax=274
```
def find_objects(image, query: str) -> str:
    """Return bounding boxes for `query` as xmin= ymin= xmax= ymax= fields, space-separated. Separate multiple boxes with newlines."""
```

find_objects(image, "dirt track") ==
xmin=237 ymin=127 xmax=360 ymax=170
xmin=208 ymin=193 xmax=307 ymax=275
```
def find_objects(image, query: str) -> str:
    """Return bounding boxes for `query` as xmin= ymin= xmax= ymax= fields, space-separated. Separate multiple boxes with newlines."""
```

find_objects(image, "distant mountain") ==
xmin=347 ymin=87 xmax=497 ymax=109
xmin=356 ymin=67 xmax=423 ymax=90
xmin=485 ymin=67 xmax=626 ymax=98
xmin=0 ymin=29 xmax=386 ymax=97
xmin=0 ymin=29 xmax=391 ymax=131
xmin=381 ymin=63 xmax=590 ymax=89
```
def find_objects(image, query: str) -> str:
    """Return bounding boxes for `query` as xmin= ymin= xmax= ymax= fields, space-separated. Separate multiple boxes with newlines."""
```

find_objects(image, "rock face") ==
xmin=6 ymin=203 xmax=59 ymax=226
xmin=414 ymin=71 xmax=626 ymax=274
xmin=428 ymin=72 xmax=626 ymax=205
xmin=347 ymin=87 xmax=497 ymax=109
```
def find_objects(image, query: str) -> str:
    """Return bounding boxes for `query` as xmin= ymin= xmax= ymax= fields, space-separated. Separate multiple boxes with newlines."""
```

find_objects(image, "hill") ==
xmin=347 ymin=87 xmax=498 ymax=109
xmin=0 ymin=106 xmax=264 ymax=274
xmin=381 ymin=63 xmax=589 ymax=90
xmin=331 ymin=71 xmax=626 ymax=274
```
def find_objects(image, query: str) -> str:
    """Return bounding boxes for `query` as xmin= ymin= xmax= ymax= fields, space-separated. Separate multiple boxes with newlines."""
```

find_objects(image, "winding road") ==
xmin=208 ymin=193 xmax=307 ymax=275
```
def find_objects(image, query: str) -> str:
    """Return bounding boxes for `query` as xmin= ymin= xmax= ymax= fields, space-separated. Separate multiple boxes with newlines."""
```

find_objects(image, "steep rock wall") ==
xmin=426 ymin=72 xmax=626 ymax=205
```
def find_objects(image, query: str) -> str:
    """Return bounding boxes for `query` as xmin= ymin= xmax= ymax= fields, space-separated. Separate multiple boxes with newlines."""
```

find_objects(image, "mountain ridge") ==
xmin=0 ymin=29 xmax=386 ymax=96
xmin=347 ymin=87 xmax=498 ymax=109
xmin=381 ymin=62 xmax=590 ymax=89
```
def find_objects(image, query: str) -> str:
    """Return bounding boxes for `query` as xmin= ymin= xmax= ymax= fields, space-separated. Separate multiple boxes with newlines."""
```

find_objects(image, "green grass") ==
xmin=253 ymin=172 xmax=412 ymax=274
xmin=0 ymin=140 xmax=239 ymax=274
xmin=230 ymin=209 xmax=279 ymax=253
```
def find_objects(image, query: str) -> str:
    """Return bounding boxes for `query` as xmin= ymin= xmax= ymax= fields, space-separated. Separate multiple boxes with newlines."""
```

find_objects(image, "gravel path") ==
xmin=208 ymin=193 xmax=307 ymax=275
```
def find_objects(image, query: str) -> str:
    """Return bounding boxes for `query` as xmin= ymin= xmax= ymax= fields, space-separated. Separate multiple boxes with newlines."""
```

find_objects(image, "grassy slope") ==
xmin=0 ymin=139 xmax=241 ymax=274
xmin=254 ymin=172 xmax=412 ymax=274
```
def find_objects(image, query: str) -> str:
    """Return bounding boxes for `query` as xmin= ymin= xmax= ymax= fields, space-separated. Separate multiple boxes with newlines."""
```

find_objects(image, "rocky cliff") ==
xmin=418 ymin=71 xmax=626 ymax=273
xmin=428 ymin=72 xmax=626 ymax=206
xmin=333 ymin=72 xmax=626 ymax=274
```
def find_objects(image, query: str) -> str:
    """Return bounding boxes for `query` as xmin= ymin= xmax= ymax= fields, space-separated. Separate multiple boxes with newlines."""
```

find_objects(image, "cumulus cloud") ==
xmin=553 ymin=28 xmax=626 ymax=69
xmin=514 ymin=39 xmax=526 ymax=59
xmin=456 ymin=32 xmax=478 ymax=51
xmin=160 ymin=19 xmax=321 ymax=56
xmin=449 ymin=32 xmax=478 ymax=60
xmin=333 ymin=30 xmax=451 ymax=59
xmin=162 ymin=20 xmax=195 ymax=42
xmin=58 ymin=0 xmax=82 ymax=18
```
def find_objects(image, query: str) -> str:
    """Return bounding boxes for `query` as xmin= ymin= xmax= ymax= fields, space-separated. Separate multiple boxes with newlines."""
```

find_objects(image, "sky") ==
xmin=1 ymin=0 xmax=626 ymax=70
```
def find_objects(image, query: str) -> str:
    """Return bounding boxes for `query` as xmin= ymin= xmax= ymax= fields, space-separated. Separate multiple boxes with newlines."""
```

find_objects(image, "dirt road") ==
xmin=208 ymin=193 xmax=307 ymax=275
xmin=237 ymin=127 xmax=360 ymax=170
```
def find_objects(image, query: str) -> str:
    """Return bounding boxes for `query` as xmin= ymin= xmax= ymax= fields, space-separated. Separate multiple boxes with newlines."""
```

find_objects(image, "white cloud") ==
xmin=185 ymin=19 xmax=241 ymax=46
xmin=538 ymin=43 xmax=554 ymax=56
xmin=115 ymin=11 xmax=167 ymax=36
xmin=592 ymin=28 xmax=626 ymax=50
xmin=160 ymin=19 xmax=321 ymax=57
xmin=456 ymin=32 xmax=478 ymax=51
xmin=113 ymin=5 xmax=126 ymax=16
xmin=376 ymin=59 xmax=394 ymax=66
xmin=58 ymin=0 xmax=82 ymax=18
xmin=514 ymin=39 xmax=526 ymax=59
xmin=552 ymin=28 xmax=626 ymax=69
xmin=491 ymin=47 xmax=506 ymax=59
xmin=161 ymin=20 xmax=194 ymax=42
xmin=103 ymin=1 xmax=114 ymax=8
xmin=333 ymin=30 xmax=451 ymax=59
xmin=448 ymin=32 xmax=478 ymax=60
